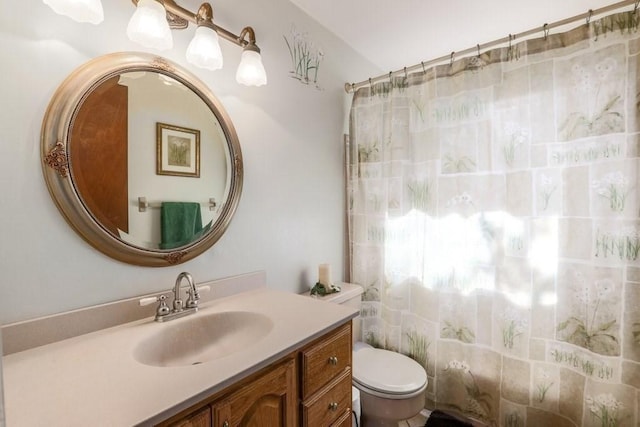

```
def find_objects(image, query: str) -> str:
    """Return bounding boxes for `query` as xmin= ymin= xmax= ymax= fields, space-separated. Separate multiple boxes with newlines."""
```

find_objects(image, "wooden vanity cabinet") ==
xmin=157 ymin=321 xmax=352 ymax=427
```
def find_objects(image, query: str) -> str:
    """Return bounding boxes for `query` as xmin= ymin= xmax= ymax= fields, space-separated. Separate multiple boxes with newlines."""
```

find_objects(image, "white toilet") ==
xmin=305 ymin=283 xmax=428 ymax=427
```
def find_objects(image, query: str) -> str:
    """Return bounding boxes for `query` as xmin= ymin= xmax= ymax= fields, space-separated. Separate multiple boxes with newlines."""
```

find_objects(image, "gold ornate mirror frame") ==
xmin=41 ymin=52 xmax=243 ymax=266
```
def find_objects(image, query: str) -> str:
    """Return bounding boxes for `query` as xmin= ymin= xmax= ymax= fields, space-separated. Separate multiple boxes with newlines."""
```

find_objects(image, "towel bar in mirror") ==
xmin=137 ymin=197 xmax=217 ymax=213
xmin=41 ymin=52 xmax=243 ymax=266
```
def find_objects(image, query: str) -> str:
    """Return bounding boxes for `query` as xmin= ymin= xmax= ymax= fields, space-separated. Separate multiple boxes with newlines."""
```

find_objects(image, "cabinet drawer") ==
xmin=301 ymin=322 xmax=351 ymax=398
xmin=302 ymin=369 xmax=352 ymax=427
xmin=330 ymin=410 xmax=352 ymax=427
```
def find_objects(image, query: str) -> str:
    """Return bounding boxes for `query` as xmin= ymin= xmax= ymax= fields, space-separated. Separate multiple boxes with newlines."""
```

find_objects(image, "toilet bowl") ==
xmin=353 ymin=342 xmax=427 ymax=427
xmin=303 ymin=283 xmax=428 ymax=426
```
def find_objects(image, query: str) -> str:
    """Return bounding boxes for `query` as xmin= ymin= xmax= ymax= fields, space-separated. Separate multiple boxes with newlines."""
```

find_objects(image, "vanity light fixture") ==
xmin=42 ymin=0 xmax=104 ymax=24
xmin=185 ymin=4 xmax=223 ymax=70
xmin=127 ymin=0 xmax=173 ymax=50
xmin=128 ymin=0 xmax=267 ymax=86
xmin=235 ymin=28 xmax=267 ymax=87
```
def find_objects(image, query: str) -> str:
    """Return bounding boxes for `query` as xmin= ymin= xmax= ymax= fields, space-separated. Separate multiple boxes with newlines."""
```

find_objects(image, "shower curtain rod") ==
xmin=344 ymin=0 xmax=639 ymax=93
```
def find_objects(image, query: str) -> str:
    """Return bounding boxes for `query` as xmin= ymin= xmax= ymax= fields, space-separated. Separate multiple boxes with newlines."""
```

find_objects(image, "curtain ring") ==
xmin=507 ymin=34 xmax=517 ymax=61
xmin=389 ymin=71 xmax=392 ymax=82
xmin=476 ymin=44 xmax=481 ymax=57
xmin=404 ymin=67 xmax=408 ymax=79
xmin=543 ymin=23 xmax=549 ymax=40
xmin=421 ymin=61 xmax=426 ymax=73
xmin=450 ymin=51 xmax=455 ymax=67
xmin=586 ymin=9 xmax=593 ymax=24
xmin=351 ymin=83 xmax=355 ymax=92
xmin=369 ymin=77 xmax=372 ymax=87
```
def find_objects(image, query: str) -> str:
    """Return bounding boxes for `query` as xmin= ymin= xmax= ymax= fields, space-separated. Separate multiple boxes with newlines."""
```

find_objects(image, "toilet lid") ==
xmin=353 ymin=348 xmax=427 ymax=395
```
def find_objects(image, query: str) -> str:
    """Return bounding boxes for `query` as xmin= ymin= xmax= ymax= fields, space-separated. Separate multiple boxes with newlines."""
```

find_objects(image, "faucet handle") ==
xmin=139 ymin=296 xmax=157 ymax=307
xmin=185 ymin=287 xmax=200 ymax=309
xmin=155 ymin=294 xmax=171 ymax=319
xmin=186 ymin=285 xmax=210 ymax=309
xmin=197 ymin=285 xmax=211 ymax=294
xmin=139 ymin=294 xmax=171 ymax=320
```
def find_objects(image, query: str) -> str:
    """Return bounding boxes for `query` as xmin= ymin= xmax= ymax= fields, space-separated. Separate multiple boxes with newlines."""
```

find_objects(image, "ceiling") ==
xmin=288 ymin=0 xmax=625 ymax=79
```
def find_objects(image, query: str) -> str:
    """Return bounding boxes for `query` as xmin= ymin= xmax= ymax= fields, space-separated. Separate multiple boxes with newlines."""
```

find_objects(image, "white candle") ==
xmin=318 ymin=263 xmax=331 ymax=286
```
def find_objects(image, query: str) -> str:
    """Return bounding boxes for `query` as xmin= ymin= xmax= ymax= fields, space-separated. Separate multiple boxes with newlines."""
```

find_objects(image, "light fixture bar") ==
xmin=130 ymin=0 xmax=254 ymax=49
xmin=129 ymin=0 xmax=266 ymax=86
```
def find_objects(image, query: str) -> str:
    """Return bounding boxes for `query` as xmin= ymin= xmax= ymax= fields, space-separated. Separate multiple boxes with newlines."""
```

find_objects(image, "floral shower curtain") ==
xmin=348 ymin=9 xmax=640 ymax=427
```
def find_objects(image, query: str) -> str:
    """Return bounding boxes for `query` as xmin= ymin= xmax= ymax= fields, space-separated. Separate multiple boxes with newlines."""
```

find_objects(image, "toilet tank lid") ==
xmin=353 ymin=348 xmax=427 ymax=394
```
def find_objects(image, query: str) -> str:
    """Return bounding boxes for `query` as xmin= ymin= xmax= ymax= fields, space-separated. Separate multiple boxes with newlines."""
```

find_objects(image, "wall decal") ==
xmin=283 ymin=25 xmax=324 ymax=89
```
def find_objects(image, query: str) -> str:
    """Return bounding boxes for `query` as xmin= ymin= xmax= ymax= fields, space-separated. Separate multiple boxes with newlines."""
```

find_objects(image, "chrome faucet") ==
xmin=155 ymin=272 xmax=201 ymax=322
xmin=173 ymin=272 xmax=199 ymax=311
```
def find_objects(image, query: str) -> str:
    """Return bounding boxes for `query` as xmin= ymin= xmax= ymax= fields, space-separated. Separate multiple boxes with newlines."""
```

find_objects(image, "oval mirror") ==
xmin=41 ymin=52 xmax=243 ymax=266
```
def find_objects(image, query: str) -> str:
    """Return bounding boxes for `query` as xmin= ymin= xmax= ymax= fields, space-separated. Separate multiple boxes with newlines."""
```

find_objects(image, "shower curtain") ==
xmin=348 ymin=10 xmax=640 ymax=427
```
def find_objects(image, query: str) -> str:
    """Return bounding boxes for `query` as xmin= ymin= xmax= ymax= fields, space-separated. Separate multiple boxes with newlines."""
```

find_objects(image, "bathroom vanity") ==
xmin=2 ymin=285 xmax=357 ymax=426
xmin=158 ymin=322 xmax=352 ymax=427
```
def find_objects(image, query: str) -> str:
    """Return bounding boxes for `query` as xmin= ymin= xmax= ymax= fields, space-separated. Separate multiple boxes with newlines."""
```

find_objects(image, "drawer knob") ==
xmin=328 ymin=356 xmax=338 ymax=365
xmin=329 ymin=402 xmax=339 ymax=411
xmin=222 ymin=422 xmax=229 ymax=427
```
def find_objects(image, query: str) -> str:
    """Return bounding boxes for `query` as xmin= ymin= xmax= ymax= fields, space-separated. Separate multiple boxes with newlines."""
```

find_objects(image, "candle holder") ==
xmin=311 ymin=263 xmax=341 ymax=296
xmin=310 ymin=281 xmax=341 ymax=296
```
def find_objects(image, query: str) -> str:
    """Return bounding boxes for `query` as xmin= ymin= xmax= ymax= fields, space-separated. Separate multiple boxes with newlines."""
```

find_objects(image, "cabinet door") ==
xmin=169 ymin=405 xmax=211 ymax=427
xmin=212 ymin=358 xmax=297 ymax=427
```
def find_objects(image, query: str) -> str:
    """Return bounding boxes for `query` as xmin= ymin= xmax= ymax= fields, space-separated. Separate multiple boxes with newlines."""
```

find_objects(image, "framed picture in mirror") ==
xmin=156 ymin=122 xmax=200 ymax=177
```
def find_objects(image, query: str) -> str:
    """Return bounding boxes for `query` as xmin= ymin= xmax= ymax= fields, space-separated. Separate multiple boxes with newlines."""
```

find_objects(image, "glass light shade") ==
xmin=126 ymin=0 xmax=173 ymax=51
xmin=235 ymin=50 xmax=267 ymax=87
xmin=186 ymin=26 xmax=223 ymax=71
xmin=43 ymin=0 xmax=104 ymax=24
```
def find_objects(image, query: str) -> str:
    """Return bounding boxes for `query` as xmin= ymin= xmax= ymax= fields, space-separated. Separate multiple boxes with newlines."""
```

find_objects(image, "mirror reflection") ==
xmin=70 ymin=71 xmax=229 ymax=250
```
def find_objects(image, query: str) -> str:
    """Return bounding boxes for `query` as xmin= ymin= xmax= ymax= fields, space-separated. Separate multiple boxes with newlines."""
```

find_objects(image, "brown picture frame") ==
xmin=156 ymin=122 xmax=200 ymax=177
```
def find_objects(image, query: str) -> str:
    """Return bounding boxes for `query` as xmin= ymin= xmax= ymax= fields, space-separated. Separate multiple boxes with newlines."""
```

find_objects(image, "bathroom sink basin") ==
xmin=133 ymin=311 xmax=274 ymax=367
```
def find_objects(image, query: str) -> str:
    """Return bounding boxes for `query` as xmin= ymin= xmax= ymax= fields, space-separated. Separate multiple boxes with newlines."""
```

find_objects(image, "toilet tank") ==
xmin=302 ymin=282 xmax=363 ymax=343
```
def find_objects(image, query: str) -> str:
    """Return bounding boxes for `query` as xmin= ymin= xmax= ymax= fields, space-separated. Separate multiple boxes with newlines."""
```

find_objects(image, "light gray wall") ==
xmin=0 ymin=0 xmax=379 ymax=324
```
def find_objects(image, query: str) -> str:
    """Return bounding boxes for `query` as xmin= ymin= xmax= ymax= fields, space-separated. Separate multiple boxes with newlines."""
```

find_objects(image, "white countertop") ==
xmin=3 ymin=288 xmax=358 ymax=426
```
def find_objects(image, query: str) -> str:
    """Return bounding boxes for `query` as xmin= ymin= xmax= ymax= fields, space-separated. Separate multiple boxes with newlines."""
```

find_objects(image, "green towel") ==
xmin=160 ymin=202 xmax=203 ymax=250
